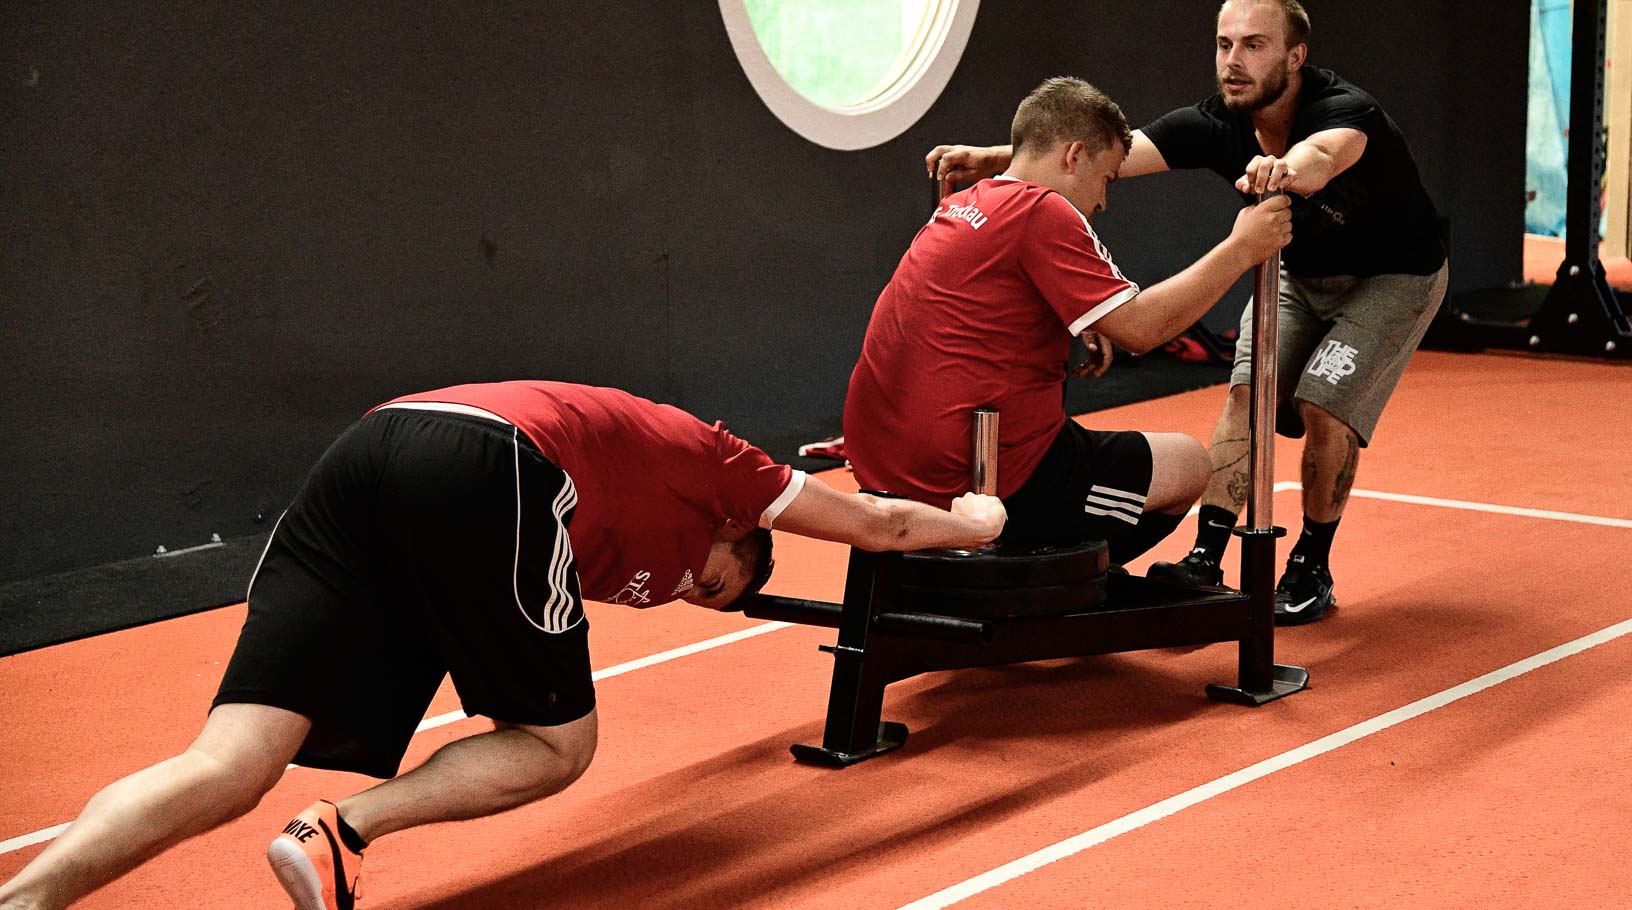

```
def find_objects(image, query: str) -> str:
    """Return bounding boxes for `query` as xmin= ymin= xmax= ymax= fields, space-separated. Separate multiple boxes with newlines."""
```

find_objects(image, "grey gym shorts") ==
xmin=1230 ymin=262 xmax=1449 ymax=445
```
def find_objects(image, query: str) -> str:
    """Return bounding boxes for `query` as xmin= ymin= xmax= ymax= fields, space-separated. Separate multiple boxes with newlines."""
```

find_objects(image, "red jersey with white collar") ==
xmin=377 ymin=382 xmax=802 ymax=607
xmin=843 ymin=177 xmax=1138 ymax=507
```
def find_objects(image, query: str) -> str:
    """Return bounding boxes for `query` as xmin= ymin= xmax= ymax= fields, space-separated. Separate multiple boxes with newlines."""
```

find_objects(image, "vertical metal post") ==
xmin=1237 ymin=192 xmax=1284 ymax=693
xmin=1525 ymin=0 xmax=1630 ymax=355
xmin=790 ymin=548 xmax=910 ymax=766
xmin=931 ymin=173 xmax=952 ymax=215
xmin=1564 ymin=0 xmax=1609 ymax=267
xmin=1246 ymin=199 xmax=1280 ymax=532
xmin=1209 ymin=192 xmax=1308 ymax=705
xmin=971 ymin=408 xmax=999 ymax=496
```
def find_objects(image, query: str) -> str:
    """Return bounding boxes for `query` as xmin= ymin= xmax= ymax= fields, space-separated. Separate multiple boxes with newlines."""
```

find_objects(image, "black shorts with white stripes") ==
xmin=214 ymin=408 xmax=594 ymax=778
xmin=1000 ymin=420 xmax=1154 ymax=560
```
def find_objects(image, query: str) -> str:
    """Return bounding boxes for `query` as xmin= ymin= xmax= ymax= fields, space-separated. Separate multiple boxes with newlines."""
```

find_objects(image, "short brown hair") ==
xmin=718 ymin=528 xmax=774 ymax=613
xmin=1220 ymin=0 xmax=1311 ymax=49
xmin=1010 ymin=77 xmax=1133 ymax=159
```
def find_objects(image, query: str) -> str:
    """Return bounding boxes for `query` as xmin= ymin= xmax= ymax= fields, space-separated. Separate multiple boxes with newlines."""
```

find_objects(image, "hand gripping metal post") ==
xmin=1205 ymin=193 xmax=1309 ymax=705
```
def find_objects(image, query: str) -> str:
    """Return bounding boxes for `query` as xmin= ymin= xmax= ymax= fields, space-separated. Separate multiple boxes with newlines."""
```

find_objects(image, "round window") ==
xmin=720 ymin=0 xmax=980 ymax=150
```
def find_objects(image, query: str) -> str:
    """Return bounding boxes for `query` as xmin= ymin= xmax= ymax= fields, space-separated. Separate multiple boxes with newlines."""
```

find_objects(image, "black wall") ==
xmin=1 ymin=1 xmax=1526 ymax=584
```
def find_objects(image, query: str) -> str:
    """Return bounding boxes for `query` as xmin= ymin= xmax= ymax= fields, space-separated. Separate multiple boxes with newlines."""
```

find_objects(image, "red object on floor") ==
xmin=797 ymin=435 xmax=847 ymax=462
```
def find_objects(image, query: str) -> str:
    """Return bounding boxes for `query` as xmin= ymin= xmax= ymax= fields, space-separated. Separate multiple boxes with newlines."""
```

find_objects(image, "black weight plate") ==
xmin=900 ymin=576 xmax=1108 ymax=619
xmin=900 ymin=539 xmax=1108 ymax=589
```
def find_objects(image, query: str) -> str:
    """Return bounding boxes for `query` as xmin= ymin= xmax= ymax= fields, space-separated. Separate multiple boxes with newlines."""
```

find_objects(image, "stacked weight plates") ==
xmin=897 ymin=539 xmax=1109 ymax=619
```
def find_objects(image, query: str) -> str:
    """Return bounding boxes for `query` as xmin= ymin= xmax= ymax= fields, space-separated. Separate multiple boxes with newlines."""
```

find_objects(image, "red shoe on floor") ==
xmin=798 ymin=435 xmax=848 ymax=462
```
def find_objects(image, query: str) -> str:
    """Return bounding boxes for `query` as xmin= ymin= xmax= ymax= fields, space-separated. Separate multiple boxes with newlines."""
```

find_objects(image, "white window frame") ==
xmin=718 ymin=0 xmax=981 ymax=151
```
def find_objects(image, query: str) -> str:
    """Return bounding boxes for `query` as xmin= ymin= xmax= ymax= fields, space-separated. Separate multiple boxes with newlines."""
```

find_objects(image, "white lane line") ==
xmin=895 ymin=615 xmax=1632 ymax=910
xmin=0 ymin=621 xmax=794 ymax=857
xmin=0 ymin=824 xmax=70 ymax=857
xmin=1267 ymin=481 xmax=1632 ymax=528
xmin=1345 ymin=488 xmax=1632 ymax=528
xmin=413 ymin=621 xmax=792 ymax=733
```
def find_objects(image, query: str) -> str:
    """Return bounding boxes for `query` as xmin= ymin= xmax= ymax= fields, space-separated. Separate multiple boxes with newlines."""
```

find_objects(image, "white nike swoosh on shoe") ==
xmin=1282 ymin=596 xmax=1318 ymax=613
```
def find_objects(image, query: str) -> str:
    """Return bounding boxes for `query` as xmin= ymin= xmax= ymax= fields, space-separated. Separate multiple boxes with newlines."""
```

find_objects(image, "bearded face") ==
xmin=1218 ymin=56 xmax=1291 ymax=113
xmin=1214 ymin=1 xmax=1301 ymax=113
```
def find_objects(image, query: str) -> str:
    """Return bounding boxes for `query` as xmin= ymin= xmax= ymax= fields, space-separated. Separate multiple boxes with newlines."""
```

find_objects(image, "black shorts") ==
xmin=214 ymin=408 xmax=595 ymax=779
xmin=1001 ymin=420 xmax=1153 ymax=559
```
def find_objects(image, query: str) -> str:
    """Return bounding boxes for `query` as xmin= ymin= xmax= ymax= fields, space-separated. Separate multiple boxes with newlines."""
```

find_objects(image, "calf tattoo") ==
xmin=1213 ymin=436 xmax=1251 ymax=507
xmin=1332 ymin=434 xmax=1360 ymax=511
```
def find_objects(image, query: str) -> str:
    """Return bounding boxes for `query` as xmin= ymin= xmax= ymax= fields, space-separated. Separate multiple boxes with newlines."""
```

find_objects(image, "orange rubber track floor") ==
xmin=1522 ymin=232 xmax=1632 ymax=289
xmin=2 ymin=350 xmax=1629 ymax=908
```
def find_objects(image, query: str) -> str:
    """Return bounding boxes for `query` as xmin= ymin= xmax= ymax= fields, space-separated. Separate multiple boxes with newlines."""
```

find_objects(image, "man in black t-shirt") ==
xmin=925 ymin=0 xmax=1448 ymax=625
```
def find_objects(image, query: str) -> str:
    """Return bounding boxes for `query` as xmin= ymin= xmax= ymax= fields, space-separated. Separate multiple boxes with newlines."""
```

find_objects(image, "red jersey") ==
xmin=377 ymin=382 xmax=802 ymax=607
xmin=843 ymin=177 xmax=1138 ymax=506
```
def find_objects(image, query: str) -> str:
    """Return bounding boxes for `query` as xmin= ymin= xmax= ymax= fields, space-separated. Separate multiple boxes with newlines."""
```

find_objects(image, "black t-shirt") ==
xmin=1141 ymin=66 xmax=1445 ymax=278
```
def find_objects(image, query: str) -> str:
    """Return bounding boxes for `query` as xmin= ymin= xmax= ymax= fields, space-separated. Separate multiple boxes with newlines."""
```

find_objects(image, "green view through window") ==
xmin=744 ymin=0 xmax=933 ymax=110
xmin=720 ymin=0 xmax=978 ymax=149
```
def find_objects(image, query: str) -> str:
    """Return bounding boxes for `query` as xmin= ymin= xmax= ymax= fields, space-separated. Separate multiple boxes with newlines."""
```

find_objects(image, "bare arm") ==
xmin=1120 ymin=129 xmax=1171 ymax=179
xmin=927 ymin=129 xmax=1170 ymax=183
xmin=1236 ymin=127 xmax=1368 ymax=196
xmin=1091 ymin=195 xmax=1293 ymax=355
xmin=926 ymin=144 xmax=1013 ymax=182
xmin=773 ymin=477 xmax=1005 ymax=552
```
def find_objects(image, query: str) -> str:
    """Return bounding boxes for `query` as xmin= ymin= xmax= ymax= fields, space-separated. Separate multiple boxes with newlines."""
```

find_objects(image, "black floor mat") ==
xmin=1 ymin=534 xmax=270 ymax=656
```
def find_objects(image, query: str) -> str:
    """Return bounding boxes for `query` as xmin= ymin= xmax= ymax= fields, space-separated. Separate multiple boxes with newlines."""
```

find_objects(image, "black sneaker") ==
xmin=1146 ymin=550 xmax=1225 ymax=587
xmin=1274 ymin=555 xmax=1336 ymax=625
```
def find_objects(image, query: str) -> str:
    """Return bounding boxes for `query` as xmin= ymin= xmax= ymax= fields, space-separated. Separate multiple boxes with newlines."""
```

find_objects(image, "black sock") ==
xmin=1289 ymin=516 xmax=1341 ymax=566
xmin=1190 ymin=505 xmax=1238 ymax=563
xmin=335 ymin=812 xmax=369 ymax=855
xmin=1110 ymin=509 xmax=1187 ymax=564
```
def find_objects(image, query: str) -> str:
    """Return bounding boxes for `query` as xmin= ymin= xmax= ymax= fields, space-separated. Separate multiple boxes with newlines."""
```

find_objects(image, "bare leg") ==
xmin=0 ymin=704 xmax=309 ymax=910
xmin=1142 ymin=432 xmax=1210 ymax=514
xmin=337 ymin=708 xmax=598 ymax=844
xmin=1199 ymin=384 xmax=1253 ymax=513
xmin=1110 ymin=432 xmax=1210 ymax=564
xmin=1145 ymin=387 xmax=1251 ymax=578
xmin=1297 ymin=401 xmax=1360 ymax=523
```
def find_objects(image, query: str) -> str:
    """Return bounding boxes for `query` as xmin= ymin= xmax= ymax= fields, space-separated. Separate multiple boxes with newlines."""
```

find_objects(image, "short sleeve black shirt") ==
xmin=1141 ymin=66 xmax=1445 ymax=278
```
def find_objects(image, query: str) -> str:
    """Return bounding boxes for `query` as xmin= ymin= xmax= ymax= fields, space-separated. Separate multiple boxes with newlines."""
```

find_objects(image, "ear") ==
xmin=1061 ymin=140 xmax=1088 ymax=174
xmin=1288 ymin=42 xmax=1307 ymax=70
xmin=719 ymin=518 xmax=754 ymax=542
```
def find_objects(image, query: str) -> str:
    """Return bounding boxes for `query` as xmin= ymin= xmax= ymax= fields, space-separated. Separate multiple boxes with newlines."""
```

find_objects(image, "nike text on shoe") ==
xmin=1274 ymin=554 xmax=1336 ymax=625
xmin=1146 ymin=550 xmax=1226 ymax=587
xmin=268 ymin=800 xmax=362 ymax=910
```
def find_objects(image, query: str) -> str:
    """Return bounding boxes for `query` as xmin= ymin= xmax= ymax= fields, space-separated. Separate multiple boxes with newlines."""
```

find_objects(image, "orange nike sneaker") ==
xmin=267 ymin=800 xmax=363 ymax=910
